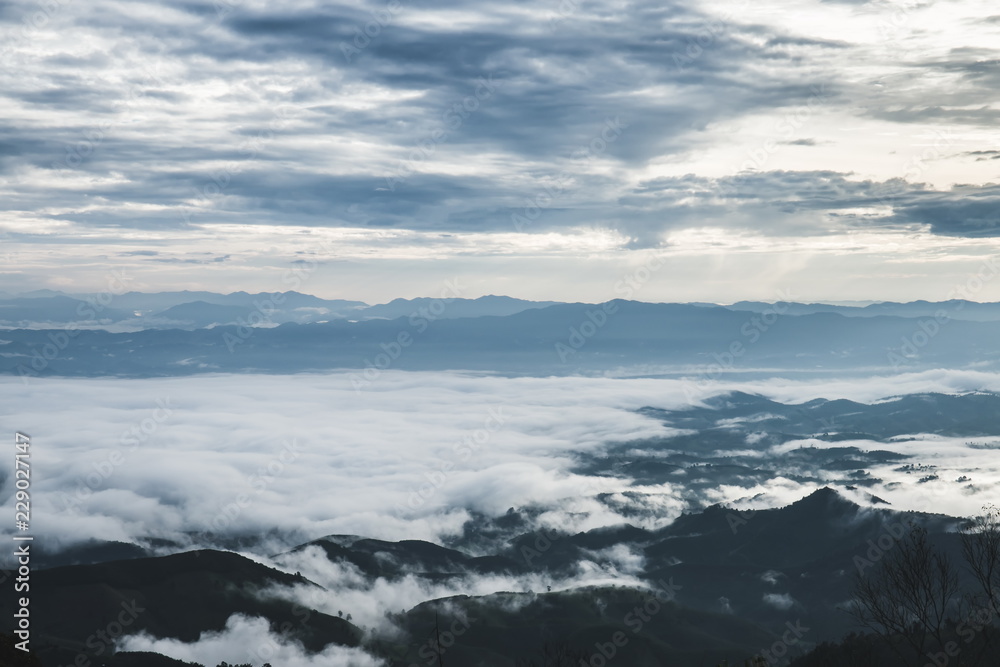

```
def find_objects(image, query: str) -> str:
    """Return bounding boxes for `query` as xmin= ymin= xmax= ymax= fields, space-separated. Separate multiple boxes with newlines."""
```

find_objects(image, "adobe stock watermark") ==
xmin=887 ymin=310 xmax=950 ymax=370
xmin=397 ymin=407 xmax=506 ymax=513
xmin=554 ymin=301 xmax=619 ymax=363
xmin=924 ymin=587 xmax=1000 ymax=667
xmin=670 ymin=0 xmax=751 ymax=71
xmin=209 ymin=438 xmax=305 ymax=532
xmin=381 ymin=75 xmax=502 ymax=192
xmin=853 ymin=520 xmax=909 ymax=576
xmin=181 ymin=105 xmax=299 ymax=223
xmin=555 ymin=254 xmax=667 ymax=362
xmin=871 ymin=128 xmax=956 ymax=210
xmin=212 ymin=0 xmax=264 ymax=20
xmin=711 ymin=84 xmax=832 ymax=200
xmin=758 ymin=619 xmax=810 ymax=666
xmin=56 ymin=599 xmax=146 ymax=667
xmin=0 ymin=230 xmax=16 ymax=263
xmin=412 ymin=612 xmax=476 ymax=666
xmin=245 ymin=604 xmax=314 ymax=665
xmin=727 ymin=506 xmax=757 ymax=535
xmin=945 ymin=255 xmax=1000 ymax=302
xmin=874 ymin=0 xmax=922 ymax=51
xmin=2 ymin=0 xmax=76 ymax=59
xmin=16 ymin=268 xmax=133 ymax=384
xmin=516 ymin=478 xmax=608 ymax=567
xmin=59 ymin=398 xmax=176 ymax=515
xmin=546 ymin=0 xmax=580 ymax=30
xmin=349 ymin=278 xmax=464 ymax=391
xmin=580 ymin=578 xmax=683 ymax=667
xmin=511 ymin=116 xmax=628 ymax=231
xmin=887 ymin=255 xmax=1000 ymax=369
xmin=213 ymin=0 xmax=242 ymax=19
xmin=682 ymin=290 xmax=794 ymax=405
xmin=224 ymin=237 xmax=343 ymax=351
xmin=223 ymin=291 xmax=286 ymax=352
xmin=518 ymin=524 xmax=563 ymax=567
xmin=52 ymin=67 xmax=166 ymax=171
xmin=613 ymin=254 xmax=667 ymax=299
xmin=340 ymin=0 xmax=404 ymax=62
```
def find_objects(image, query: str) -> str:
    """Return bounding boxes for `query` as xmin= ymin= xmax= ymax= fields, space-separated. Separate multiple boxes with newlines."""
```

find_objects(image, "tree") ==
xmin=434 ymin=612 xmax=445 ymax=667
xmin=962 ymin=505 xmax=1000 ymax=621
xmin=961 ymin=504 xmax=1000 ymax=660
xmin=850 ymin=524 xmax=961 ymax=665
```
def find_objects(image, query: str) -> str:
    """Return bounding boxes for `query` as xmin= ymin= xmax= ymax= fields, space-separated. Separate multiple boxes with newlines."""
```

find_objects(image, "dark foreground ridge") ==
xmin=3 ymin=487 xmax=990 ymax=667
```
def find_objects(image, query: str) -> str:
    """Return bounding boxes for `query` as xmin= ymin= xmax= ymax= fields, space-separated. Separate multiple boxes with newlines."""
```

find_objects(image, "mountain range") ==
xmin=0 ymin=487 xmax=975 ymax=667
xmin=1 ymin=295 xmax=998 ymax=378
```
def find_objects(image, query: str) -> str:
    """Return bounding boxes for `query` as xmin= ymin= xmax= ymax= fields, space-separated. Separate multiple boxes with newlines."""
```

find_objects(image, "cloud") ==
xmin=760 ymin=570 xmax=784 ymax=585
xmin=890 ymin=186 xmax=1000 ymax=237
xmin=3 ymin=368 xmax=1000 ymax=666
xmin=118 ymin=614 xmax=382 ymax=667
xmin=0 ymin=0 xmax=926 ymax=237
xmin=762 ymin=592 xmax=797 ymax=610
xmin=0 ymin=372 xmax=680 ymax=552
xmin=3 ymin=369 xmax=1000 ymax=558
xmin=623 ymin=171 xmax=1000 ymax=238
xmin=3 ymin=0 xmax=1000 ymax=297
xmin=263 ymin=543 xmax=647 ymax=637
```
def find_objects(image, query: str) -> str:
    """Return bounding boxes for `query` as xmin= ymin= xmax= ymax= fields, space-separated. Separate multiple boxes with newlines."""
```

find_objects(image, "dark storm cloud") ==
xmin=890 ymin=186 xmax=1000 ymax=237
xmin=620 ymin=171 xmax=1000 ymax=239
xmin=965 ymin=150 xmax=1000 ymax=161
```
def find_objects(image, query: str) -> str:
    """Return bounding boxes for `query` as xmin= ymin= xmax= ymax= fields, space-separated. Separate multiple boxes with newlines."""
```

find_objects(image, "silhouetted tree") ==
xmin=962 ymin=505 xmax=1000 ymax=622
xmin=850 ymin=525 xmax=960 ymax=665
xmin=961 ymin=504 xmax=1000 ymax=661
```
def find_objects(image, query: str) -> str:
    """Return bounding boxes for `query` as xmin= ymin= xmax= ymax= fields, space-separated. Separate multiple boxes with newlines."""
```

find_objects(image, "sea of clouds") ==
xmin=3 ymin=369 xmax=1000 ymax=552
xmin=3 ymin=369 xmax=1000 ymax=665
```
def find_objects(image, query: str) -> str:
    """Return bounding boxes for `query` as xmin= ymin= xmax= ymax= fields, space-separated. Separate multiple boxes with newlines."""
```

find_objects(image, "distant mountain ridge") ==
xmin=3 ymin=298 xmax=1000 ymax=377
xmin=0 ymin=291 xmax=559 ymax=330
xmin=6 ymin=290 xmax=1000 ymax=332
xmin=726 ymin=298 xmax=1000 ymax=321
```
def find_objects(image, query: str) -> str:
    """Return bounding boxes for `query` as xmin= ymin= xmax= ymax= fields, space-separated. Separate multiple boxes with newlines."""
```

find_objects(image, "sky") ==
xmin=2 ymin=0 xmax=1000 ymax=303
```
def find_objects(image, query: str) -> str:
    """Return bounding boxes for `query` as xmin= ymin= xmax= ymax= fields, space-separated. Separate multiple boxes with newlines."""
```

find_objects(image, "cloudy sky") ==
xmin=2 ymin=0 xmax=1000 ymax=302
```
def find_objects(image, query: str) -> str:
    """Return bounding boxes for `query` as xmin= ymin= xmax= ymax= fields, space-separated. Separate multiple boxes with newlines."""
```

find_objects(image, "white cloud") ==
xmin=2 ymin=369 xmax=999 ymax=556
xmin=118 ymin=614 xmax=383 ymax=667
xmin=3 ymin=0 xmax=1000 ymax=301
xmin=0 ymin=371 xmax=682 ymax=551
xmin=762 ymin=592 xmax=797 ymax=611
